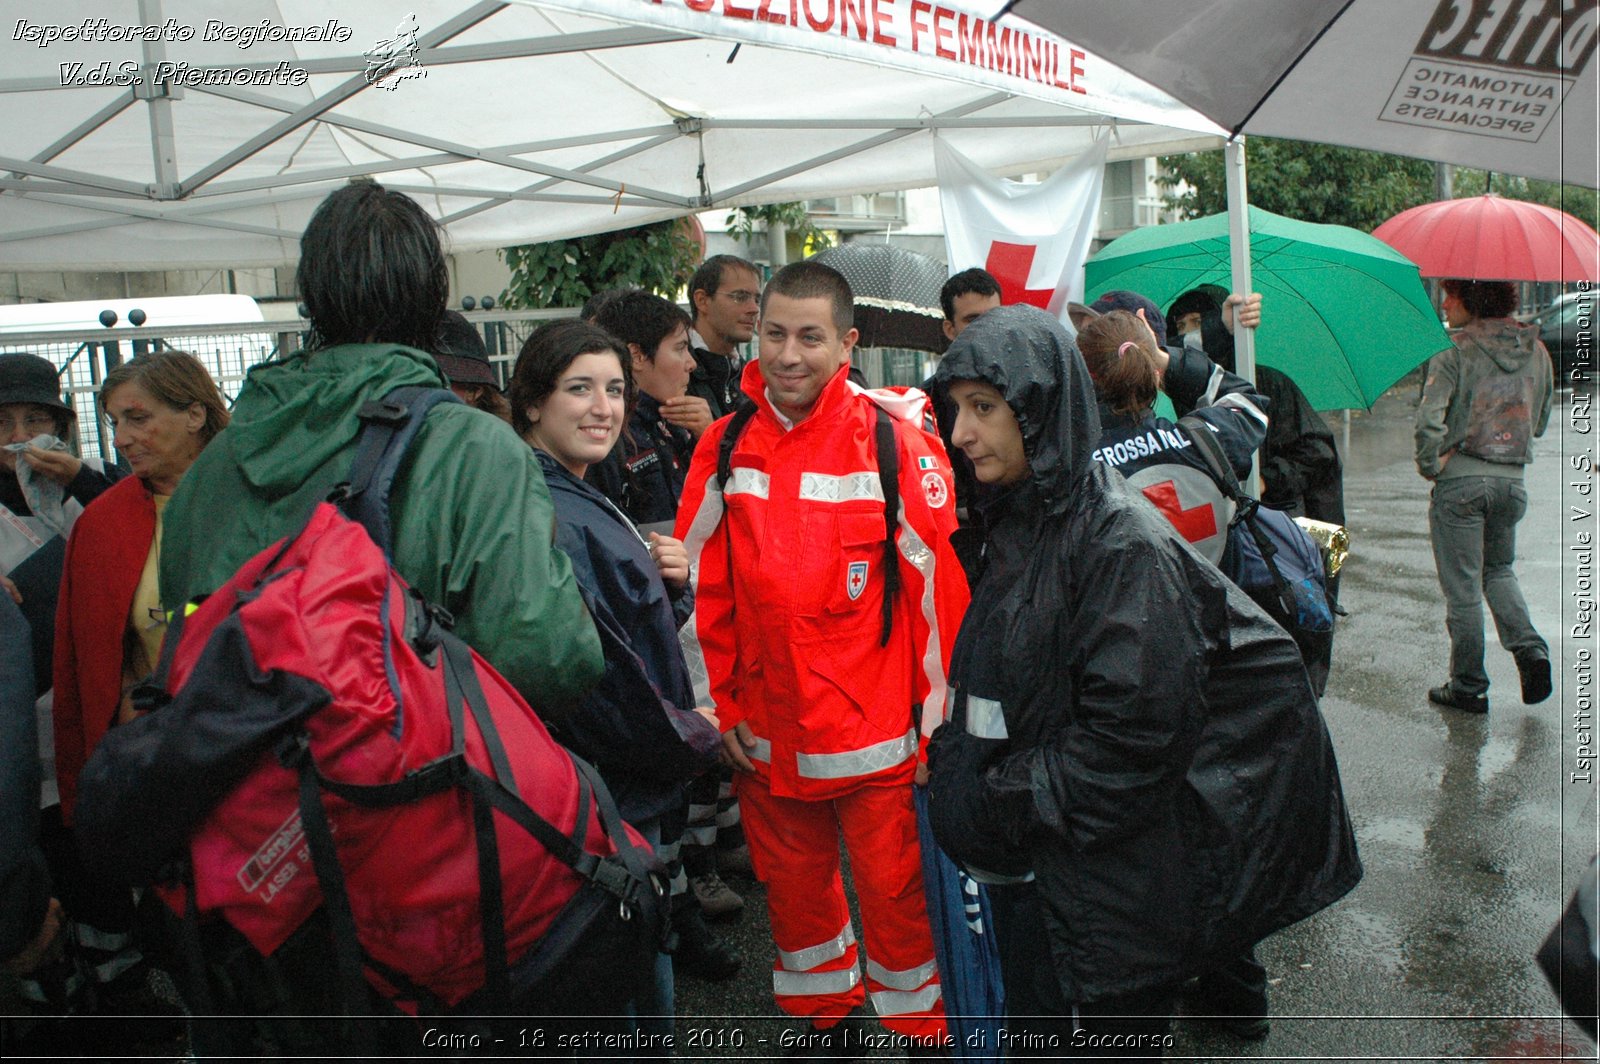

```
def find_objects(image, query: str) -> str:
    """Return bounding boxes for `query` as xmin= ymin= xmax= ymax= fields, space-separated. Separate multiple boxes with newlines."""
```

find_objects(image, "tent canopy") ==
xmin=0 ymin=0 xmax=1222 ymax=271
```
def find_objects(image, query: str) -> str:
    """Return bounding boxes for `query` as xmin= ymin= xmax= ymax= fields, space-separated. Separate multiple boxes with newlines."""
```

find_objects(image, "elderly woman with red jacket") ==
xmin=53 ymin=351 xmax=229 ymax=820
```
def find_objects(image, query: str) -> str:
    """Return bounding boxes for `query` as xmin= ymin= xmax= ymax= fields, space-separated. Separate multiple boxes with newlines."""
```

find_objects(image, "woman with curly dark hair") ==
xmin=1415 ymin=278 xmax=1553 ymax=714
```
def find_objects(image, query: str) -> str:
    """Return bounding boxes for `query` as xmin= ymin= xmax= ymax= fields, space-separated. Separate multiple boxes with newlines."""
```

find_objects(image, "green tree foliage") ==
xmin=499 ymin=220 xmax=701 ymax=310
xmin=724 ymin=202 xmax=833 ymax=254
xmin=1158 ymin=138 xmax=1598 ymax=232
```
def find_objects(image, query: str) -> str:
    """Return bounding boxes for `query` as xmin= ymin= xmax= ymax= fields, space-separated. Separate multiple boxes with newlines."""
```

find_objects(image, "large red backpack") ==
xmin=75 ymin=387 xmax=664 ymax=1020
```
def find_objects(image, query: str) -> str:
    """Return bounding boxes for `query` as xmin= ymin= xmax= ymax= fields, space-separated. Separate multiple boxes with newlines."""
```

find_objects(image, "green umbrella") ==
xmin=1085 ymin=206 xmax=1452 ymax=410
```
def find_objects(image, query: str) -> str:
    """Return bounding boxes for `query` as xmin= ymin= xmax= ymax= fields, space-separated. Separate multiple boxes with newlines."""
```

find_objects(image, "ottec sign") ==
xmin=1380 ymin=0 xmax=1598 ymax=143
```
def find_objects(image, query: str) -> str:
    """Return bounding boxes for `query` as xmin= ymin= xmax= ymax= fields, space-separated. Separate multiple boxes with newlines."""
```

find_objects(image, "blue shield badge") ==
xmin=847 ymin=561 xmax=869 ymax=601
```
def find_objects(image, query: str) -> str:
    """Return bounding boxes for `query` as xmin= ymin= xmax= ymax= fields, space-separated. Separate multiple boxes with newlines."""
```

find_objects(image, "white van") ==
xmin=0 ymin=294 xmax=279 ymax=460
xmin=0 ymin=293 xmax=264 ymax=333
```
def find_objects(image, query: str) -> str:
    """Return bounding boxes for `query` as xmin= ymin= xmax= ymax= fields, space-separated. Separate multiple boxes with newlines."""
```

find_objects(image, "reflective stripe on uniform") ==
xmin=866 ymin=956 xmax=938 ymax=992
xmin=799 ymin=470 xmax=884 ymax=503
xmin=795 ymin=727 xmax=916 ymax=780
xmin=678 ymin=475 xmax=728 ymax=708
xmin=897 ymin=504 xmax=949 ymax=730
xmin=746 ymin=734 xmax=772 ymax=763
xmin=779 ymin=923 xmax=857 ymax=973
xmin=870 ymin=983 xmax=944 ymax=1017
xmin=774 ymin=964 xmax=862 ymax=998
xmin=1214 ymin=389 xmax=1269 ymax=427
xmin=727 ymin=467 xmax=771 ymax=498
xmin=965 ymin=695 xmax=1008 ymax=740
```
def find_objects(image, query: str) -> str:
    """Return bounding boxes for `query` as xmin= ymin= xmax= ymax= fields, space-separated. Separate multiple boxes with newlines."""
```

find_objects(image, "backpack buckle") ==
xmin=356 ymin=398 xmax=411 ymax=426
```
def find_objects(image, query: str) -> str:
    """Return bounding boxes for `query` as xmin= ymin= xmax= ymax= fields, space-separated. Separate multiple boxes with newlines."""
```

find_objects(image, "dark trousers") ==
xmin=988 ymin=882 xmax=1176 ymax=1061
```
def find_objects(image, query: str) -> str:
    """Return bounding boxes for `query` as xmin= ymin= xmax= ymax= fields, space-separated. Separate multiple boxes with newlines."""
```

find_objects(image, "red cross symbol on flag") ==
xmin=985 ymin=241 xmax=1057 ymax=309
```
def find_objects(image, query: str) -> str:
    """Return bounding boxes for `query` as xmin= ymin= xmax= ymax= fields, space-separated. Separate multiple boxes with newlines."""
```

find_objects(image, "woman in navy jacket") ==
xmin=509 ymin=319 xmax=720 ymax=1036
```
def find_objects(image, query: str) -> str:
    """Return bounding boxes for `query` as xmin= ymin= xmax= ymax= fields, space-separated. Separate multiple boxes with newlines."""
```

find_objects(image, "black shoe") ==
xmin=1515 ymin=650 xmax=1552 ymax=705
xmin=1429 ymin=683 xmax=1488 ymax=714
xmin=783 ymin=1010 xmax=865 ymax=1059
xmin=1203 ymin=1015 xmax=1270 ymax=1041
xmin=671 ymin=908 xmax=741 ymax=981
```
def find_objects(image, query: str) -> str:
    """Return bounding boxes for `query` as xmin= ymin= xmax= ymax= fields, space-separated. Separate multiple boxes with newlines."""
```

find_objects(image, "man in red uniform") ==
xmin=676 ymin=262 xmax=968 ymax=1052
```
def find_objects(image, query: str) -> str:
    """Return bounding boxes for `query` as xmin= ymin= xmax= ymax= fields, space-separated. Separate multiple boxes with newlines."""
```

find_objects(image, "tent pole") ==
xmin=1224 ymin=135 xmax=1260 ymax=495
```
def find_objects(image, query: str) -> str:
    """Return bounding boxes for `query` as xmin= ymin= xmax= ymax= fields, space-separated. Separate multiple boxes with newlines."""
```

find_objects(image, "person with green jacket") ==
xmin=160 ymin=182 xmax=602 ymax=715
xmin=156 ymin=181 xmax=606 ymax=1057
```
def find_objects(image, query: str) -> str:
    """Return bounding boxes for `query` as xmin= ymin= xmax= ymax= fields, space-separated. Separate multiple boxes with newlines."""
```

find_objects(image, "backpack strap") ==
xmin=715 ymin=398 xmax=759 ymax=490
xmin=874 ymin=405 xmax=900 ymax=648
xmin=1177 ymin=416 xmax=1299 ymax=621
xmin=719 ymin=398 xmax=902 ymax=647
xmin=345 ymin=386 xmax=464 ymax=557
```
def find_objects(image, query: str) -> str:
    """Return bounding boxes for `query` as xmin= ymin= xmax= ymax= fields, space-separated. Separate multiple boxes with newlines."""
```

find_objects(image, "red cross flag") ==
xmin=935 ymin=134 xmax=1108 ymax=328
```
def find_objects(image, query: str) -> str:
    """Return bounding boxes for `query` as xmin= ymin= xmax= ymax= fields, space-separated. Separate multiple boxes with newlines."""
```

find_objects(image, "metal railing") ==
xmin=1 ymin=309 xmax=575 ymax=463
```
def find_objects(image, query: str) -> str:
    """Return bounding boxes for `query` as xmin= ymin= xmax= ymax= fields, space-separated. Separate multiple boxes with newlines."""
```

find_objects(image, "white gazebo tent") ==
xmin=0 ymin=0 xmax=1224 ymax=272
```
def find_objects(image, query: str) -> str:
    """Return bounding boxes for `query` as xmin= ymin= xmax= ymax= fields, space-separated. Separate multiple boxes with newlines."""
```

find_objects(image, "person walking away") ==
xmin=510 ymin=319 xmax=723 ymax=1045
xmin=677 ymin=261 xmax=969 ymax=1054
xmin=927 ymin=305 xmax=1360 ymax=1060
xmin=1415 ymin=278 xmax=1553 ymax=714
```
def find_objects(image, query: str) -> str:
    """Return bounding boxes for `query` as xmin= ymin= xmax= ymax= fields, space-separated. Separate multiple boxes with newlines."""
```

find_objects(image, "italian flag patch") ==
xmin=918 ymin=456 xmax=938 ymax=470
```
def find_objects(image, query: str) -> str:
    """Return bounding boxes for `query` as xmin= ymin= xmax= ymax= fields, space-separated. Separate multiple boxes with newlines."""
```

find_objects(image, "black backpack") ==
xmin=1180 ymin=416 xmax=1335 ymax=696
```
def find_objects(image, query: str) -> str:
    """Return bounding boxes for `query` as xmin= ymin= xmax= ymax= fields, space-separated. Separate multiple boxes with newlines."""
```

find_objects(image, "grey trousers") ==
xmin=1429 ymin=475 xmax=1547 ymax=696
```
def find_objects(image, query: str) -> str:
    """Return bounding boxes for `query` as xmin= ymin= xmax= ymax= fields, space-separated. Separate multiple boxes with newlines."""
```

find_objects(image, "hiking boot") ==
xmin=672 ymin=907 xmax=741 ymax=981
xmin=1516 ymin=649 xmax=1552 ymax=705
xmin=691 ymin=870 xmax=745 ymax=920
xmin=1429 ymin=683 xmax=1488 ymax=714
xmin=718 ymin=842 xmax=755 ymax=879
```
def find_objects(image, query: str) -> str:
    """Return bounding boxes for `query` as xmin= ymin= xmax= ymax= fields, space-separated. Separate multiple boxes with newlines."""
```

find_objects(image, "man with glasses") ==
xmin=682 ymin=254 xmax=763 ymax=435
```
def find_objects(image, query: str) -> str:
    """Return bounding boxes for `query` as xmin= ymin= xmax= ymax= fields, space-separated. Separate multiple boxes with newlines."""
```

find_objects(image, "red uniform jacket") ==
xmin=676 ymin=362 xmax=968 ymax=801
xmin=52 ymin=475 xmax=156 ymax=822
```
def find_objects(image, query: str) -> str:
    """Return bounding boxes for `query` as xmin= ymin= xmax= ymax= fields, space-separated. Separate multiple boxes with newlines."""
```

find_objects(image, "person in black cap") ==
xmin=433 ymin=311 xmax=512 ymax=424
xmin=1164 ymin=288 xmax=1344 ymax=528
xmin=0 ymin=353 xmax=118 ymax=527
xmin=0 ymin=353 xmax=119 ymax=688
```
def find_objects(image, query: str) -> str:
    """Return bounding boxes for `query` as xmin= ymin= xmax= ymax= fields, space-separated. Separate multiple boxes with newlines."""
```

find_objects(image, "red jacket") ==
xmin=53 ymin=475 xmax=156 ymax=822
xmin=676 ymin=362 xmax=968 ymax=801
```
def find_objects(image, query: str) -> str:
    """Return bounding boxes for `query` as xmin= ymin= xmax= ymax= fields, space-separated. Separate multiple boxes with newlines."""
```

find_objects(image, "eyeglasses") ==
xmin=719 ymin=290 xmax=760 ymax=305
xmin=0 ymin=412 xmax=58 ymax=435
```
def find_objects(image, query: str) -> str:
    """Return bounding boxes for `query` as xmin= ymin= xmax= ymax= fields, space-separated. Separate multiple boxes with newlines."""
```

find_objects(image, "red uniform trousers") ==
xmin=737 ymin=775 xmax=946 ymax=1040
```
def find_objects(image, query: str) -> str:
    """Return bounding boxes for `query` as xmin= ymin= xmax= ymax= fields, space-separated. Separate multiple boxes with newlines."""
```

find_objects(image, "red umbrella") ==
xmin=1372 ymin=195 xmax=1600 ymax=283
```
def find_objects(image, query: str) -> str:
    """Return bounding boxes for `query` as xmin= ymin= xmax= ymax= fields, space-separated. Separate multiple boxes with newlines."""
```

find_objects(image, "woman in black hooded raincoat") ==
xmin=925 ymin=305 xmax=1360 ymax=1059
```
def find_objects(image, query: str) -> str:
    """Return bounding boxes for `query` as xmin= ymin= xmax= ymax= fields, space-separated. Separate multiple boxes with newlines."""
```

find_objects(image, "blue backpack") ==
xmin=1180 ymin=418 xmax=1335 ymax=696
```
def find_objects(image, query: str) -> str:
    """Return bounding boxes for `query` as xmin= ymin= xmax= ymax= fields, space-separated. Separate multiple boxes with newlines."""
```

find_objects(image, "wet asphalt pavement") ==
xmin=674 ymin=373 xmax=1599 ymax=1062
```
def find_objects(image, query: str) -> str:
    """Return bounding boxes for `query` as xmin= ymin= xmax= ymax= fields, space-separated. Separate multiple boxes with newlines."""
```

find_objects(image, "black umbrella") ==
xmin=809 ymin=243 xmax=950 ymax=354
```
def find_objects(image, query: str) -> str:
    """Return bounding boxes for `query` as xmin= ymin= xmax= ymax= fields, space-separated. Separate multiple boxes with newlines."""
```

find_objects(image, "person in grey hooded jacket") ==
xmin=925 ymin=305 xmax=1361 ymax=1059
xmin=1415 ymin=279 xmax=1553 ymax=715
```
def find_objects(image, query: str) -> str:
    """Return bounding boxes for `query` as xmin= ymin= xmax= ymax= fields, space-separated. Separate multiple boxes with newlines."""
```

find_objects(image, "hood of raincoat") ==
xmin=932 ymin=305 xmax=1101 ymax=518
xmin=227 ymin=344 xmax=447 ymax=494
xmin=1452 ymin=317 xmax=1543 ymax=374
